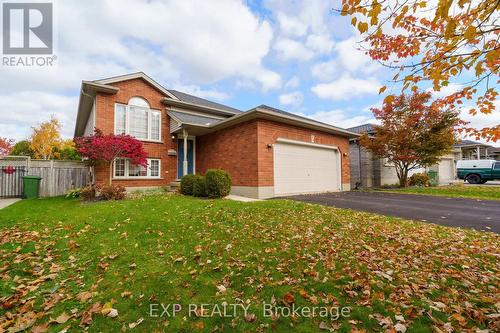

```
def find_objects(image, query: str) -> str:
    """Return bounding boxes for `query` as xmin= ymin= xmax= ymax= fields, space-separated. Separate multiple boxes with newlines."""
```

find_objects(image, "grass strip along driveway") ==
xmin=0 ymin=195 xmax=499 ymax=332
xmin=378 ymin=184 xmax=500 ymax=201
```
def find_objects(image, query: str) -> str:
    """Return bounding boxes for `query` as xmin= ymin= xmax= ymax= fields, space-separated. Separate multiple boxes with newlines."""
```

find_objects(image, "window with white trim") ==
xmin=114 ymin=97 xmax=161 ymax=141
xmin=114 ymin=158 xmax=161 ymax=179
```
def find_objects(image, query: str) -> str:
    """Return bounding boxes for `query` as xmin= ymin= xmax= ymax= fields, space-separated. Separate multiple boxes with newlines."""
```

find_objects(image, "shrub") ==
xmin=205 ymin=169 xmax=231 ymax=198
xmin=81 ymin=185 xmax=96 ymax=201
xmin=192 ymin=175 xmax=207 ymax=197
xmin=66 ymin=188 xmax=83 ymax=198
xmin=180 ymin=174 xmax=197 ymax=195
xmin=409 ymin=173 xmax=430 ymax=187
xmin=98 ymin=184 xmax=126 ymax=200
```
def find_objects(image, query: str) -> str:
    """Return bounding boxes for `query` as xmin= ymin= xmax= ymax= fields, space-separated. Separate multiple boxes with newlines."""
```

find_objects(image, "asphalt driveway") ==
xmin=287 ymin=191 xmax=500 ymax=233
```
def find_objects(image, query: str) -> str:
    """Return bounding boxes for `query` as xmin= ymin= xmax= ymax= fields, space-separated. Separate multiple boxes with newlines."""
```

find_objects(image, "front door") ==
xmin=177 ymin=139 xmax=194 ymax=178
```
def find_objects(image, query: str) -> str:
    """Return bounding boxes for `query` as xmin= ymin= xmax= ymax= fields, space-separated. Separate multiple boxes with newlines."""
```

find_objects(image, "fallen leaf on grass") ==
xmin=244 ymin=313 xmax=256 ymax=323
xmin=107 ymin=308 xmax=118 ymax=318
xmin=31 ymin=323 xmax=49 ymax=333
xmin=76 ymin=291 xmax=93 ymax=302
xmin=283 ymin=293 xmax=295 ymax=305
xmin=68 ymin=240 xmax=78 ymax=251
xmin=128 ymin=317 xmax=144 ymax=329
xmin=394 ymin=323 xmax=407 ymax=332
xmin=52 ymin=312 xmax=71 ymax=324
xmin=121 ymin=291 xmax=132 ymax=298
xmin=79 ymin=311 xmax=92 ymax=327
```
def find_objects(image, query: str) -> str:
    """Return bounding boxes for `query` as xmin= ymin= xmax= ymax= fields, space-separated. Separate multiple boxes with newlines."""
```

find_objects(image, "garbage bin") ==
xmin=427 ymin=170 xmax=439 ymax=186
xmin=22 ymin=176 xmax=42 ymax=199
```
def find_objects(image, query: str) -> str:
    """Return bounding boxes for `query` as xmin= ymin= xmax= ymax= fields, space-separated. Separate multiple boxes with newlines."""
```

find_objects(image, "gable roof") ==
xmin=94 ymin=72 xmax=179 ymax=99
xmin=75 ymin=72 xmax=241 ymax=136
xmin=249 ymin=105 xmax=357 ymax=136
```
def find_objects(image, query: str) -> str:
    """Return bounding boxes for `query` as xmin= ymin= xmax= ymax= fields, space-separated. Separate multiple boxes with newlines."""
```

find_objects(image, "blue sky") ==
xmin=0 ymin=0 xmax=497 ymax=141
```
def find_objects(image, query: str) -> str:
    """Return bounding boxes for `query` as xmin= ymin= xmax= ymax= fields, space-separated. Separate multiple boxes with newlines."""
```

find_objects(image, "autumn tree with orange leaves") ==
xmin=359 ymin=92 xmax=460 ymax=187
xmin=340 ymin=0 xmax=499 ymax=142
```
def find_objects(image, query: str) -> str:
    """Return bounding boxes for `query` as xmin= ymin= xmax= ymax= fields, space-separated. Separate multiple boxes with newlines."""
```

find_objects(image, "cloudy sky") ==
xmin=0 ymin=0 xmax=498 ymax=142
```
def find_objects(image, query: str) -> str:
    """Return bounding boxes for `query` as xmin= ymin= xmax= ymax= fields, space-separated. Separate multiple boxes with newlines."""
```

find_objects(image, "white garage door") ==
xmin=438 ymin=159 xmax=455 ymax=184
xmin=273 ymin=139 xmax=341 ymax=196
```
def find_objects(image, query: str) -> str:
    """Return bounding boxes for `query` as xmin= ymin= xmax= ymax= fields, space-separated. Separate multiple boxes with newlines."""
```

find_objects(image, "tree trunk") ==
xmin=109 ymin=161 xmax=113 ymax=185
xmin=399 ymin=167 xmax=409 ymax=187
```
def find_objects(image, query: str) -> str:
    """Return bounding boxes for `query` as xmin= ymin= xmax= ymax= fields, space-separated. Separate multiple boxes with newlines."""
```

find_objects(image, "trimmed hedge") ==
xmin=180 ymin=174 xmax=197 ymax=195
xmin=192 ymin=175 xmax=207 ymax=197
xmin=205 ymin=169 xmax=232 ymax=198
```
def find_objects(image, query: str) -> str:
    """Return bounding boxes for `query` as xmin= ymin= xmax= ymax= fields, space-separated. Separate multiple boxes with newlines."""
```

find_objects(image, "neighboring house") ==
xmin=348 ymin=124 xmax=457 ymax=188
xmin=74 ymin=72 xmax=357 ymax=198
xmin=454 ymin=140 xmax=499 ymax=160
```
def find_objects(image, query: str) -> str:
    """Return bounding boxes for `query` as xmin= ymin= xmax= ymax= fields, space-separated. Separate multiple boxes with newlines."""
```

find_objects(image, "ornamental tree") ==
xmin=340 ymin=0 xmax=499 ymax=142
xmin=30 ymin=116 xmax=64 ymax=160
xmin=359 ymin=92 xmax=460 ymax=187
xmin=74 ymin=129 xmax=148 ymax=184
xmin=0 ymin=137 xmax=14 ymax=156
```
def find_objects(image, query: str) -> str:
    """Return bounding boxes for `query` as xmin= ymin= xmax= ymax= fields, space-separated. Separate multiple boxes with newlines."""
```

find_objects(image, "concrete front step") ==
xmin=168 ymin=181 xmax=181 ymax=192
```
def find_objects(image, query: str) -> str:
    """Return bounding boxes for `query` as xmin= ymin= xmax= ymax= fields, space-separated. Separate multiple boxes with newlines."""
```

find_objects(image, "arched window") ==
xmin=114 ymin=96 xmax=161 ymax=141
xmin=128 ymin=97 xmax=150 ymax=108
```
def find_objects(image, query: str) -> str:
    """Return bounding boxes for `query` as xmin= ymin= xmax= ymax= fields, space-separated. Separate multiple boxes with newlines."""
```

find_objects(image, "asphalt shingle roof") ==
xmin=167 ymin=89 xmax=241 ymax=114
xmin=250 ymin=104 xmax=356 ymax=134
xmin=346 ymin=123 xmax=376 ymax=134
xmin=169 ymin=111 xmax=224 ymax=127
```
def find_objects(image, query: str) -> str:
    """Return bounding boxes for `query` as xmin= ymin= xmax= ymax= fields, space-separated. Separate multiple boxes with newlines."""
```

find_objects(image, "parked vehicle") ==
xmin=456 ymin=160 xmax=500 ymax=184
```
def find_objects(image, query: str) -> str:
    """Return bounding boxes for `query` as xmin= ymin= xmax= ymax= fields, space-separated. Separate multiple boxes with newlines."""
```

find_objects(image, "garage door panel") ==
xmin=274 ymin=141 xmax=340 ymax=195
xmin=438 ymin=159 xmax=455 ymax=183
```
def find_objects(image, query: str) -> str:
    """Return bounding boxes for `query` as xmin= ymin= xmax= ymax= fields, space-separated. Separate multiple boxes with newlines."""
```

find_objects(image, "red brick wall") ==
xmin=256 ymin=120 xmax=350 ymax=186
xmin=196 ymin=119 xmax=350 ymax=187
xmin=196 ymin=120 xmax=259 ymax=186
xmin=92 ymin=78 xmax=177 ymax=186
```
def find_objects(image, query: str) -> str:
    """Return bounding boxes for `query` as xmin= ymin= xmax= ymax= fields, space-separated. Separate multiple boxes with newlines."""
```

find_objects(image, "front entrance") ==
xmin=177 ymin=138 xmax=194 ymax=178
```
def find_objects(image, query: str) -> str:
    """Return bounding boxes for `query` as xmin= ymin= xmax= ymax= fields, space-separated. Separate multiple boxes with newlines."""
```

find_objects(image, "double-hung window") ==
xmin=114 ymin=158 xmax=161 ymax=179
xmin=115 ymin=97 xmax=161 ymax=141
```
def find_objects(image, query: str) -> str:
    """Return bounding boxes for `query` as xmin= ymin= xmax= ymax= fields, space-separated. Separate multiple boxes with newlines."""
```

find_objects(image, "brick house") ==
xmin=74 ymin=72 xmax=357 ymax=198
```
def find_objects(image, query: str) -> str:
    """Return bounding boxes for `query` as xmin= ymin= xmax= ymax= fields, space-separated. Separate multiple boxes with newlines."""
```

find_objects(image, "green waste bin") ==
xmin=22 ymin=176 xmax=42 ymax=199
xmin=427 ymin=170 xmax=439 ymax=186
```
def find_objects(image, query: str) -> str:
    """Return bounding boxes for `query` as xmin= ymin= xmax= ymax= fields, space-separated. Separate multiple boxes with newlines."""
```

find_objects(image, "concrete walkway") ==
xmin=225 ymin=195 xmax=261 ymax=202
xmin=0 ymin=198 xmax=21 ymax=209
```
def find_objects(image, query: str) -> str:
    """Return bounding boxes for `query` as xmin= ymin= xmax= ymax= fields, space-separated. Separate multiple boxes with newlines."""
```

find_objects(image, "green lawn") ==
xmin=0 ymin=194 xmax=498 ymax=332
xmin=379 ymin=184 xmax=500 ymax=200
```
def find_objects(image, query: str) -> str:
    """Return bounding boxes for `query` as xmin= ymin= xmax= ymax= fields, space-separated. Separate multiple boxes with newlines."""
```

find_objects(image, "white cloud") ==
xmin=296 ymin=109 xmax=377 ymax=129
xmin=273 ymin=37 xmax=314 ymax=61
xmin=459 ymin=100 xmax=500 ymax=143
xmin=0 ymin=0 xmax=281 ymax=93
xmin=0 ymin=0 xmax=285 ymax=140
xmin=173 ymin=85 xmax=229 ymax=101
xmin=306 ymin=34 xmax=335 ymax=54
xmin=311 ymin=75 xmax=380 ymax=101
xmin=335 ymin=36 xmax=379 ymax=74
xmin=311 ymin=60 xmax=338 ymax=81
xmin=0 ymin=92 xmax=78 ymax=140
xmin=276 ymin=12 xmax=307 ymax=37
xmin=427 ymin=83 xmax=463 ymax=98
xmin=284 ymin=76 xmax=300 ymax=89
xmin=279 ymin=91 xmax=303 ymax=107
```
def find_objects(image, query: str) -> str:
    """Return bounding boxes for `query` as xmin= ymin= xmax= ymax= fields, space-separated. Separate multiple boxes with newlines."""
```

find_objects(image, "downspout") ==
xmin=358 ymin=140 xmax=362 ymax=188
xmin=182 ymin=128 xmax=188 ymax=176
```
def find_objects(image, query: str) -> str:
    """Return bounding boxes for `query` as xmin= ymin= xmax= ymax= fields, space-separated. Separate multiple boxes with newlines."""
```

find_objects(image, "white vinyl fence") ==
xmin=0 ymin=156 xmax=89 ymax=197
